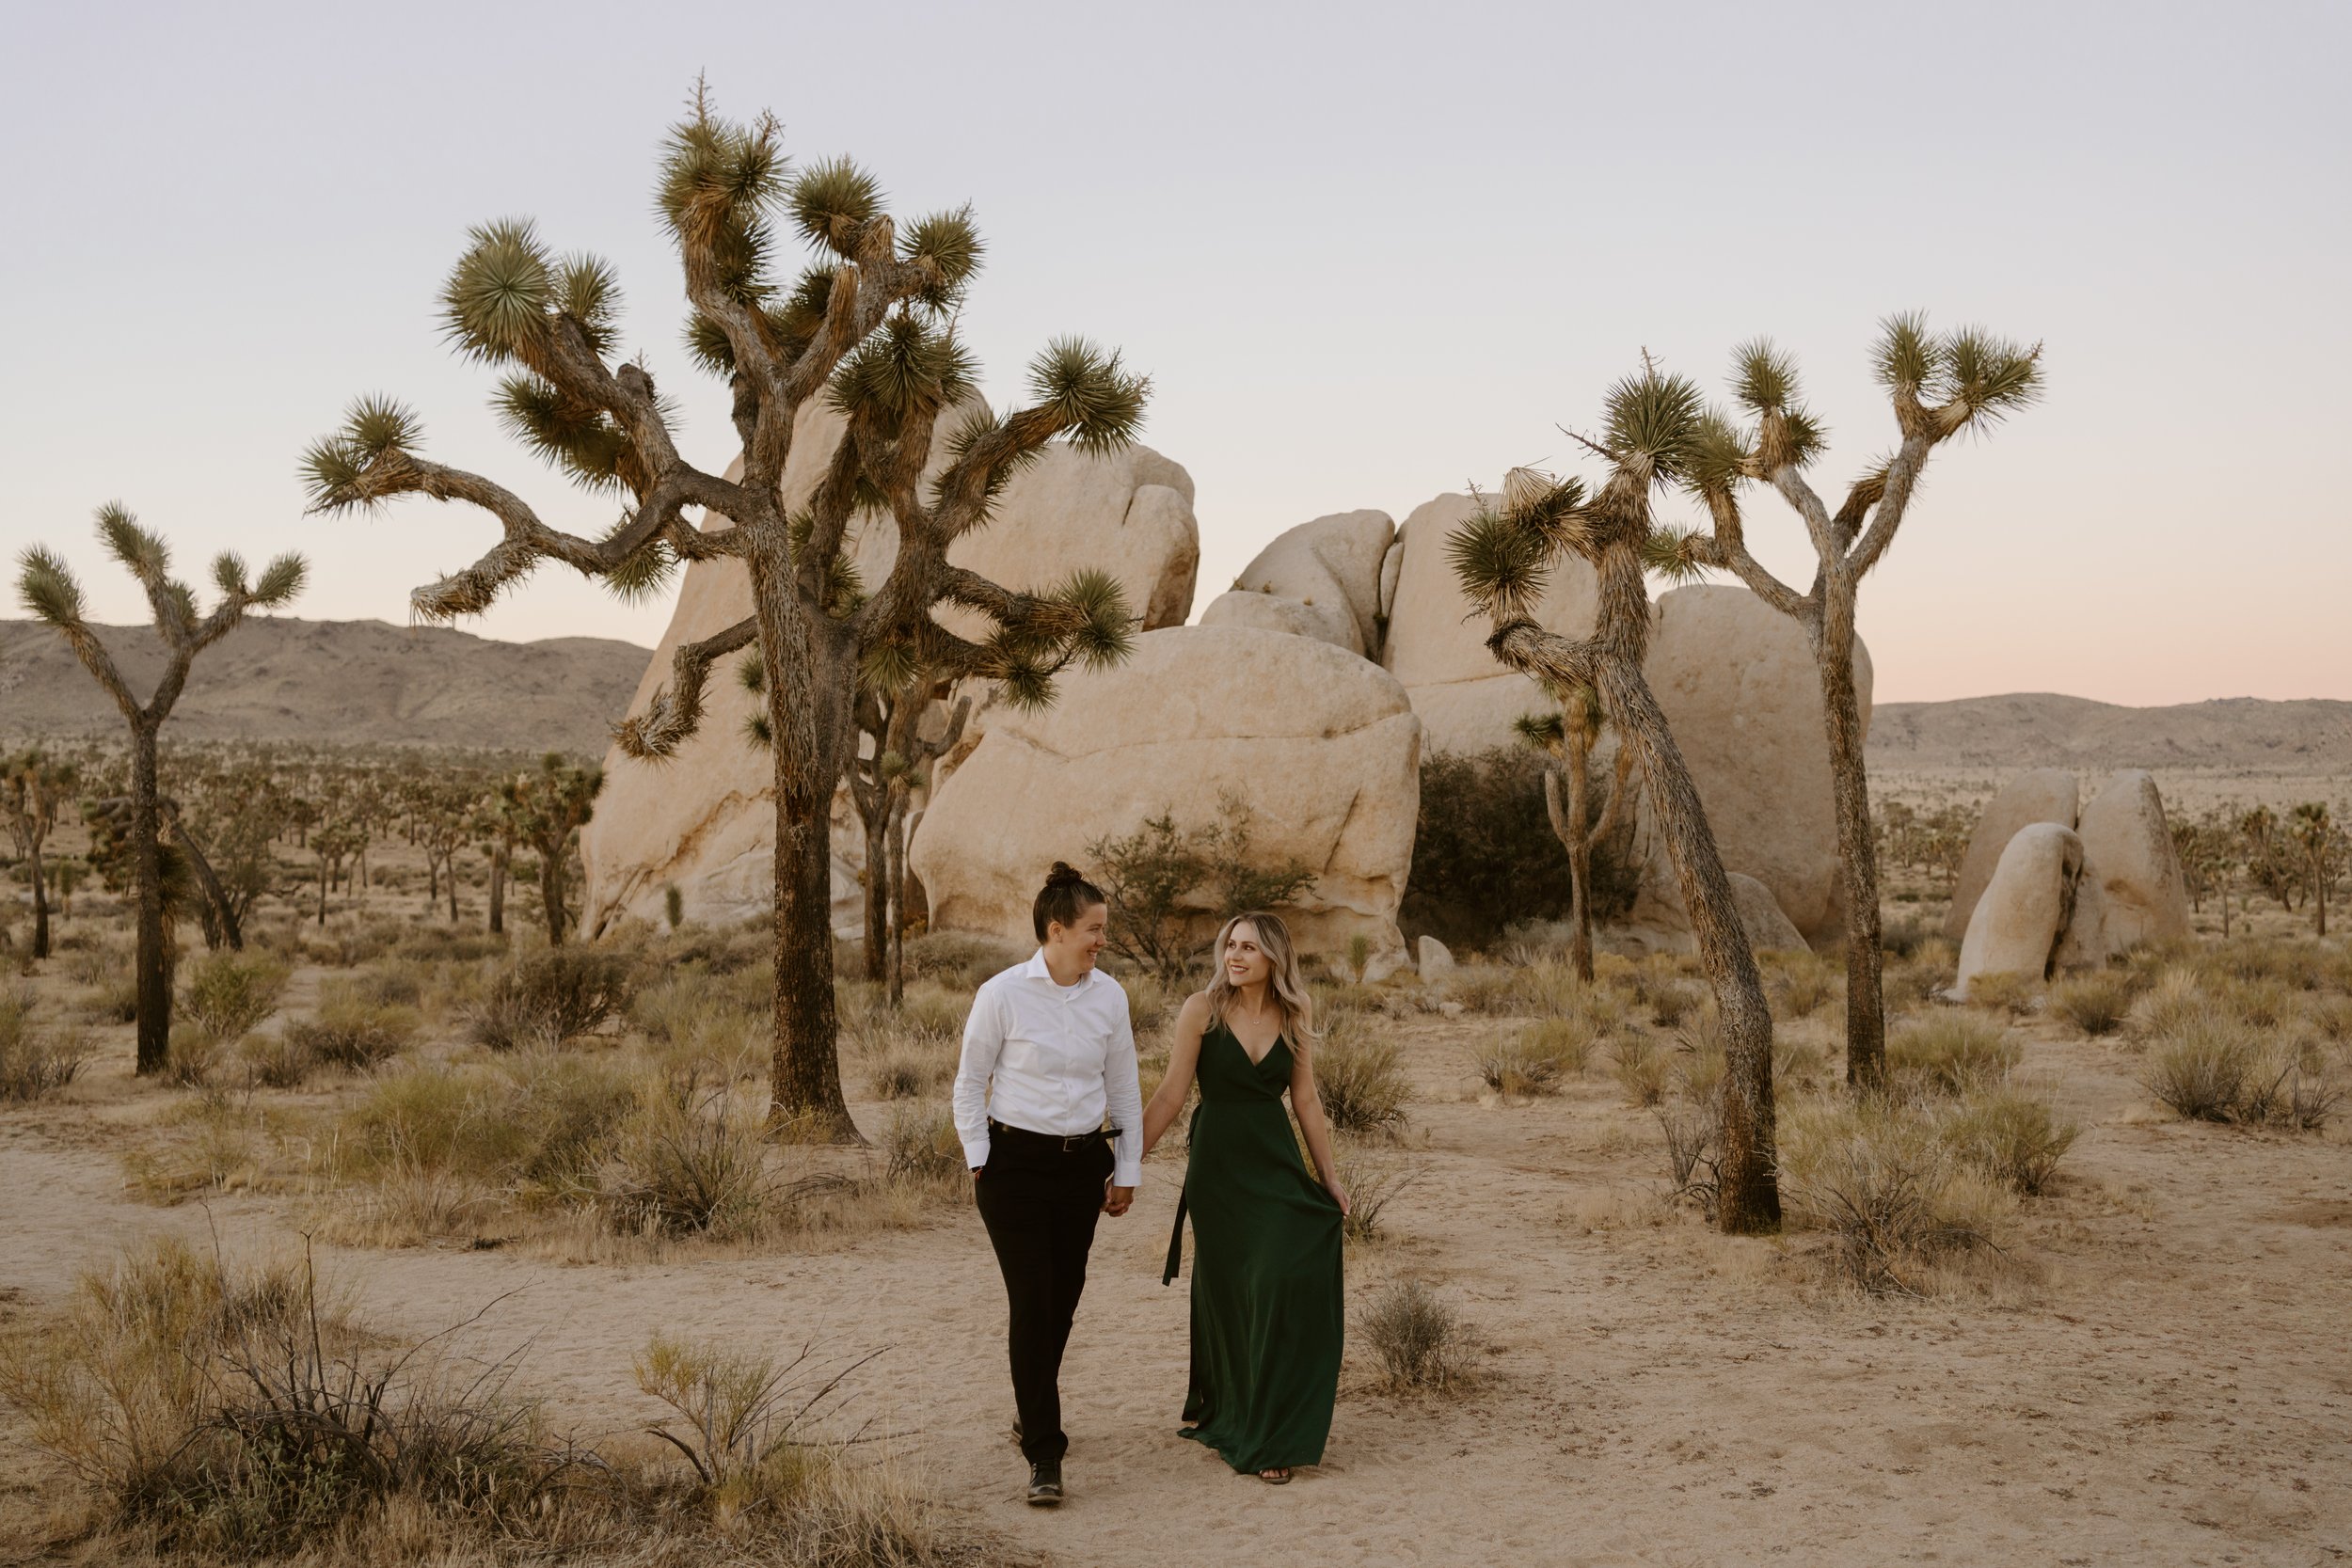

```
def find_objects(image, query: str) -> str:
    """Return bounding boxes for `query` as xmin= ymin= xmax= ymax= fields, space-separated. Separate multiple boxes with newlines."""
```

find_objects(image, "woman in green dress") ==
xmin=1141 ymin=911 xmax=1348 ymax=1484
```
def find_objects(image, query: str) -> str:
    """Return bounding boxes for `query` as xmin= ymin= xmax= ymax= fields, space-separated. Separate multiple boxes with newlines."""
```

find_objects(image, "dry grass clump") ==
xmin=597 ymin=1078 xmax=780 ymax=1239
xmin=1883 ymin=938 xmax=1958 ymax=1010
xmin=881 ymin=1102 xmax=964 ymax=1192
xmin=1476 ymin=1016 xmax=1599 ymax=1097
xmin=1330 ymin=1140 xmax=1409 ymax=1244
xmin=1611 ymin=1033 xmax=1669 ymax=1107
xmin=1938 ymin=1088 xmax=2079 ymax=1195
xmin=1441 ymin=963 xmax=1526 ymax=1016
xmin=177 ymin=952 xmax=290 ymax=1042
xmin=1313 ymin=1009 xmax=1408 ymax=1136
xmin=1960 ymin=970 xmax=2040 ymax=1018
xmin=2047 ymin=968 xmax=2140 ymax=1037
xmin=0 ymin=1238 xmax=972 ymax=1566
xmin=1887 ymin=1013 xmax=2021 ymax=1097
xmin=1 ymin=983 xmax=89 ymax=1101
xmin=1767 ymin=949 xmax=1841 ymax=1020
xmin=899 ymin=928 xmax=1025 ymax=992
xmin=2142 ymin=1011 xmax=2342 ymax=1129
xmin=1779 ymin=1099 xmax=2011 ymax=1295
xmin=469 ymin=946 xmax=638 ymax=1052
xmin=278 ymin=979 xmax=421 ymax=1076
xmin=1359 ymin=1277 xmax=1472 ymax=1391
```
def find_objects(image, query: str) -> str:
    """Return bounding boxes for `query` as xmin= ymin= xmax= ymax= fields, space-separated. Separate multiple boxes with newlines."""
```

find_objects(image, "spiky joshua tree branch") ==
xmin=303 ymin=84 xmax=1150 ymax=1139
xmin=1680 ymin=317 xmax=2042 ymax=1089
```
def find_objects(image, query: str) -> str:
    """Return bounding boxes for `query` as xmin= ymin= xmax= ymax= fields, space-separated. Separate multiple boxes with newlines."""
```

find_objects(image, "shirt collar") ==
xmin=1024 ymin=949 xmax=1098 ymax=989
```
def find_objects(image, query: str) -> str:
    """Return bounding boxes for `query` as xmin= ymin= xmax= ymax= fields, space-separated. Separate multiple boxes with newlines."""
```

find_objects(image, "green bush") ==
xmin=1403 ymin=747 xmax=1637 ymax=950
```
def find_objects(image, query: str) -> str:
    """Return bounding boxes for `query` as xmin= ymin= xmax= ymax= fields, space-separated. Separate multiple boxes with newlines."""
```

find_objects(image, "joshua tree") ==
xmin=303 ymin=90 xmax=1142 ymax=1139
xmin=501 ymin=753 xmax=603 ymax=945
xmin=839 ymin=668 xmax=969 ymax=998
xmin=15 ymin=508 xmax=303 ymax=1073
xmin=1514 ymin=684 xmax=1636 ymax=983
xmin=2290 ymin=802 xmax=2342 ymax=936
xmin=471 ymin=796 xmax=517 ymax=936
xmin=310 ymin=821 xmax=358 ymax=927
xmin=1448 ymin=366 xmax=1781 ymax=1232
xmin=1678 ymin=318 xmax=2042 ymax=1090
xmin=3 ymin=750 xmax=76 ymax=959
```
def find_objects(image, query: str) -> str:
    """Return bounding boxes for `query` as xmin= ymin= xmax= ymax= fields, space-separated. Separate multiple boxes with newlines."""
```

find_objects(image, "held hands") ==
xmin=1103 ymin=1180 xmax=1136 ymax=1217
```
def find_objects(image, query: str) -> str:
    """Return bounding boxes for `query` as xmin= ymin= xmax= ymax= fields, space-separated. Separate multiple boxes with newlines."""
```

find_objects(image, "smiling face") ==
xmin=1221 ymin=920 xmax=1272 ymax=990
xmin=1045 ymin=899 xmax=1109 ymax=975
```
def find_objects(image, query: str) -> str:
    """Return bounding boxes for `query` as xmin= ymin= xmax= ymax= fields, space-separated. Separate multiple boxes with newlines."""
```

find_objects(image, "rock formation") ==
xmin=2054 ymin=768 xmax=2191 ymax=967
xmin=1944 ymin=767 xmax=2080 ymax=940
xmin=1727 ymin=873 xmax=1808 ymax=954
xmin=1954 ymin=822 xmax=2085 ymax=999
xmin=1379 ymin=493 xmax=1600 ymax=753
xmin=909 ymin=626 xmax=1422 ymax=961
xmin=579 ymin=408 xmax=1201 ymax=939
xmin=1626 ymin=585 xmax=1870 ymax=947
xmin=1199 ymin=509 xmax=1393 ymax=656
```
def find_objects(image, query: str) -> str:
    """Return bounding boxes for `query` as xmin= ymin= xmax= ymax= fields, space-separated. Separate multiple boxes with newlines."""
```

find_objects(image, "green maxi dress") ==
xmin=1161 ymin=1022 xmax=1344 ymax=1474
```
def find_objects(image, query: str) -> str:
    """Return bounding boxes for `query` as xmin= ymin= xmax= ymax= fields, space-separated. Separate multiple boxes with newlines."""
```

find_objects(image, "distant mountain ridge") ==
xmin=0 ymin=617 xmax=650 ymax=755
xmin=1868 ymin=692 xmax=2352 ymax=772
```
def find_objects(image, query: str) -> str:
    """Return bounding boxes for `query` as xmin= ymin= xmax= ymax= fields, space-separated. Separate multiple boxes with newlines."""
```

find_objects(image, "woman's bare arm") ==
xmin=1141 ymin=992 xmax=1211 ymax=1157
xmin=1290 ymin=1040 xmax=1350 ymax=1215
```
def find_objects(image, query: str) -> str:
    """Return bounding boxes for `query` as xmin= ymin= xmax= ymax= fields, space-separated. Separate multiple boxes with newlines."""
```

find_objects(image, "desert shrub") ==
xmin=1781 ymin=1100 xmax=2008 ymax=1293
xmin=2131 ymin=966 xmax=2215 ymax=1040
xmin=391 ymin=926 xmax=508 ymax=964
xmin=1887 ymin=1014 xmax=2020 ymax=1096
xmin=2218 ymin=974 xmax=2296 ymax=1029
xmin=469 ymin=945 xmax=637 ymax=1052
xmin=2203 ymin=935 xmax=2341 ymax=992
xmin=1311 ymin=1013 xmax=1407 ymax=1136
xmin=166 ymin=1027 xmax=227 ymax=1088
xmin=178 ymin=954 xmax=289 ymax=1042
xmin=1611 ymin=1033 xmax=1668 ymax=1107
xmin=240 ymin=1031 xmax=318 ymax=1090
xmin=2304 ymin=992 xmax=2352 ymax=1044
xmin=1404 ymin=747 xmax=1637 ymax=950
xmin=1625 ymin=959 xmax=1702 ymax=1028
xmin=1769 ymin=950 xmax=1840 ymax=1020
xmin=1658 ymin=1098 xmax=1724 ymax=1217
xmin=1331 ymin=1142 xmax=1408 ymax=1244
xmin=2142 ymin=1011 xmax=2255 ymax=1120
xmin=1476 ymin=1016 xmax=1599 ymax=1098
xmin=598 ymin=1079 xmax=773 ymax=1238
xmin=1880 ymin=911 xmax=1931 ymax=958
xmin=1444 ymin=963 xmax=1527 ymax=1016
xmin=0 ymin=985 xmax=89 ymax=1101
xmin=1941 ymin=1089 xmax=2079 ymax=1195
xmin=1503 ymin=953 xmax=1589 ymax=1019
xmin=1359 ymin=1277 xmax=1470 ymax=1390
xmin=284 ymin=980 xmax=421 ymax=1070
xmin=1088 ymin=793 xmax=1317 ymax=982
xmin=1962 ymin=970 xmax=2039 ymax=1017
xmin=1883 ymin=938 xmax=1958 ymax=1009
xmin=91 ymin=975 xmax=141 ymax=1024
xmin=64 ymin=942 xmax=124 ymax=988
xmin=882 ymin=1103 xmax=964 ymax=1188
xmin=2240 ymin=1050 xmax=2344 ymax=1132
xmin=0 ymin=1237 xmax=548 ymax=1554
xmin=1670 ymin=1014 xmax=1726 ymax=1106
xmin=349 ymin=961 xmax=426 ymax=1009
xmin=2048 ymin=970 xmax=2138 ymax=1037
xmin=867 ymin=1054 xmax=934 ymax=1101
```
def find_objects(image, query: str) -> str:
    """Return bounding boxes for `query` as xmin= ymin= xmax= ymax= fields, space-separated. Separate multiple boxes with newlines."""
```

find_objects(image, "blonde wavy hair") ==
xmin=1205 ymin=911 xmax=1320 ymax=1050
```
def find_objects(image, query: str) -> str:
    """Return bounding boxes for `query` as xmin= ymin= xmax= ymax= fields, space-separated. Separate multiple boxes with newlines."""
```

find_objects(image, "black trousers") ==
xmin=974 ymin=1126 xmax=1113 ymax=1465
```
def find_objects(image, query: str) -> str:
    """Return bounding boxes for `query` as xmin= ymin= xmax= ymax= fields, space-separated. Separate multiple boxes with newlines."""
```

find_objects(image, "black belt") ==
xmin=988 ymin=1118 xmax=1117 ymax=1154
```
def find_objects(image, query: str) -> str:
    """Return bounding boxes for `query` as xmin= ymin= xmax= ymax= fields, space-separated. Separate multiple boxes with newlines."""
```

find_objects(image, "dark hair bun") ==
xmin=1044 ymin=862 xmax=1085 ymax=887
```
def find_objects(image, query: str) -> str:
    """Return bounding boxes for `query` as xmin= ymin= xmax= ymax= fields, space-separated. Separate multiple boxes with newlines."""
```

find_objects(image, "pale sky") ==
xmin=4 ymin=1 xmax=2345 ymax=705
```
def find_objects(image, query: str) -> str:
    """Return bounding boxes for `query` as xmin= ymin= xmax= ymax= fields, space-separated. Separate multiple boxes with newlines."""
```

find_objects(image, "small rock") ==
xmin=1417 ymin=934 xmax=1457 ymax=978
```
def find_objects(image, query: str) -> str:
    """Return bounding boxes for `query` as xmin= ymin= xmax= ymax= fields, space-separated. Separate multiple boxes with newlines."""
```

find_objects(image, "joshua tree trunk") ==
xmin=755 ymin=574 xmax=859 ymax=1142
xmin=26 ymin=847 xmax=48 ymax=961
xmin=487 ymin=846 xmax=507 ymax=935
xmin=1540 ymin=721 xmax=1633 ymax=985
xmin=167 ymin=809 xmax=244 ymax=952
xmin=862 ymin=812 xmax=890 ymax=984
xmin=1492 ymin=538 xmax=1781 ymax=1233
xmin=886 ymin=800 xmax=912 ymax=1006
xmin=129 ymin=724 xmax=169 ymax=1074
xmin=448 ymin=867 xmax=460 ymax=925
xmin=1811 ymin=580 xmax=1885 ymax=1088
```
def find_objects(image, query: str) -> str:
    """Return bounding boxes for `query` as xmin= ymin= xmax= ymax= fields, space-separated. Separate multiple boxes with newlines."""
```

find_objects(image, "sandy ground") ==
xmin=5 ymin=984 xmax=2349 ymax=1568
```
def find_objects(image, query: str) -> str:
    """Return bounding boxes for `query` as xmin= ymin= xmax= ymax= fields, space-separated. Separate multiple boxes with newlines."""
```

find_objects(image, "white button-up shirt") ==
xmin=953 ymin=951 xmax=1145 ymax=1188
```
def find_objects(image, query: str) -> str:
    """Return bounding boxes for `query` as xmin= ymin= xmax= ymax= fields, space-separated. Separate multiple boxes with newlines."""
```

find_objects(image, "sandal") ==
xmin=1258 ymin=1467 xmax=1292 ymax=1485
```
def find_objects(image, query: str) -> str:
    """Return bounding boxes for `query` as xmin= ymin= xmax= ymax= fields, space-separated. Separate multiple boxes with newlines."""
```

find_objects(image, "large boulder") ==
xmin=1378 ymin=492 xmax=1599 ymax=753
xmin=910 ymin=626 xmax=1422 ymax=959
xmin=1943 ymin=768 xmax=2080 ymax=940
xmin=2055 ymin=769 xmax=2191 ymax=967
xmin=579 ymin=420 xmax=1201 ymax=938
xmin=1953 ymin=823 xmax=2084 ymax=999
xmin=1626 ymin=585 xmax=1869 ymax=947
xmin=1199 ymin=509 xmax=1394 ymax=657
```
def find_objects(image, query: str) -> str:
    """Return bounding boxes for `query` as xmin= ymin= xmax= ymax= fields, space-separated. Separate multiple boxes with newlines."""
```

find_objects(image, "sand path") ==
xmin=4 ymin=1022 xmax=2348 ymax=1565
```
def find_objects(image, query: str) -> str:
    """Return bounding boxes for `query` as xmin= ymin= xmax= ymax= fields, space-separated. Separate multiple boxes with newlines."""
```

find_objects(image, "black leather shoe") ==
xmin=1026 ymin=1459 xmax=1064 ymax=1506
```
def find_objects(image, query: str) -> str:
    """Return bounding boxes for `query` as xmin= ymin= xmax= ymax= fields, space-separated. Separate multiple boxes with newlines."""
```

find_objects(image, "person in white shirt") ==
xmin=952 ymin=862 xmax=1143 ymax=1507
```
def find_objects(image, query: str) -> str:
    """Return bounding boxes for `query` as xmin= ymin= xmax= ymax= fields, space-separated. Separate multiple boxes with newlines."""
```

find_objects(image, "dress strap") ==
xmin=1161 ymin=1102 xmax=1201 ymax=1286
